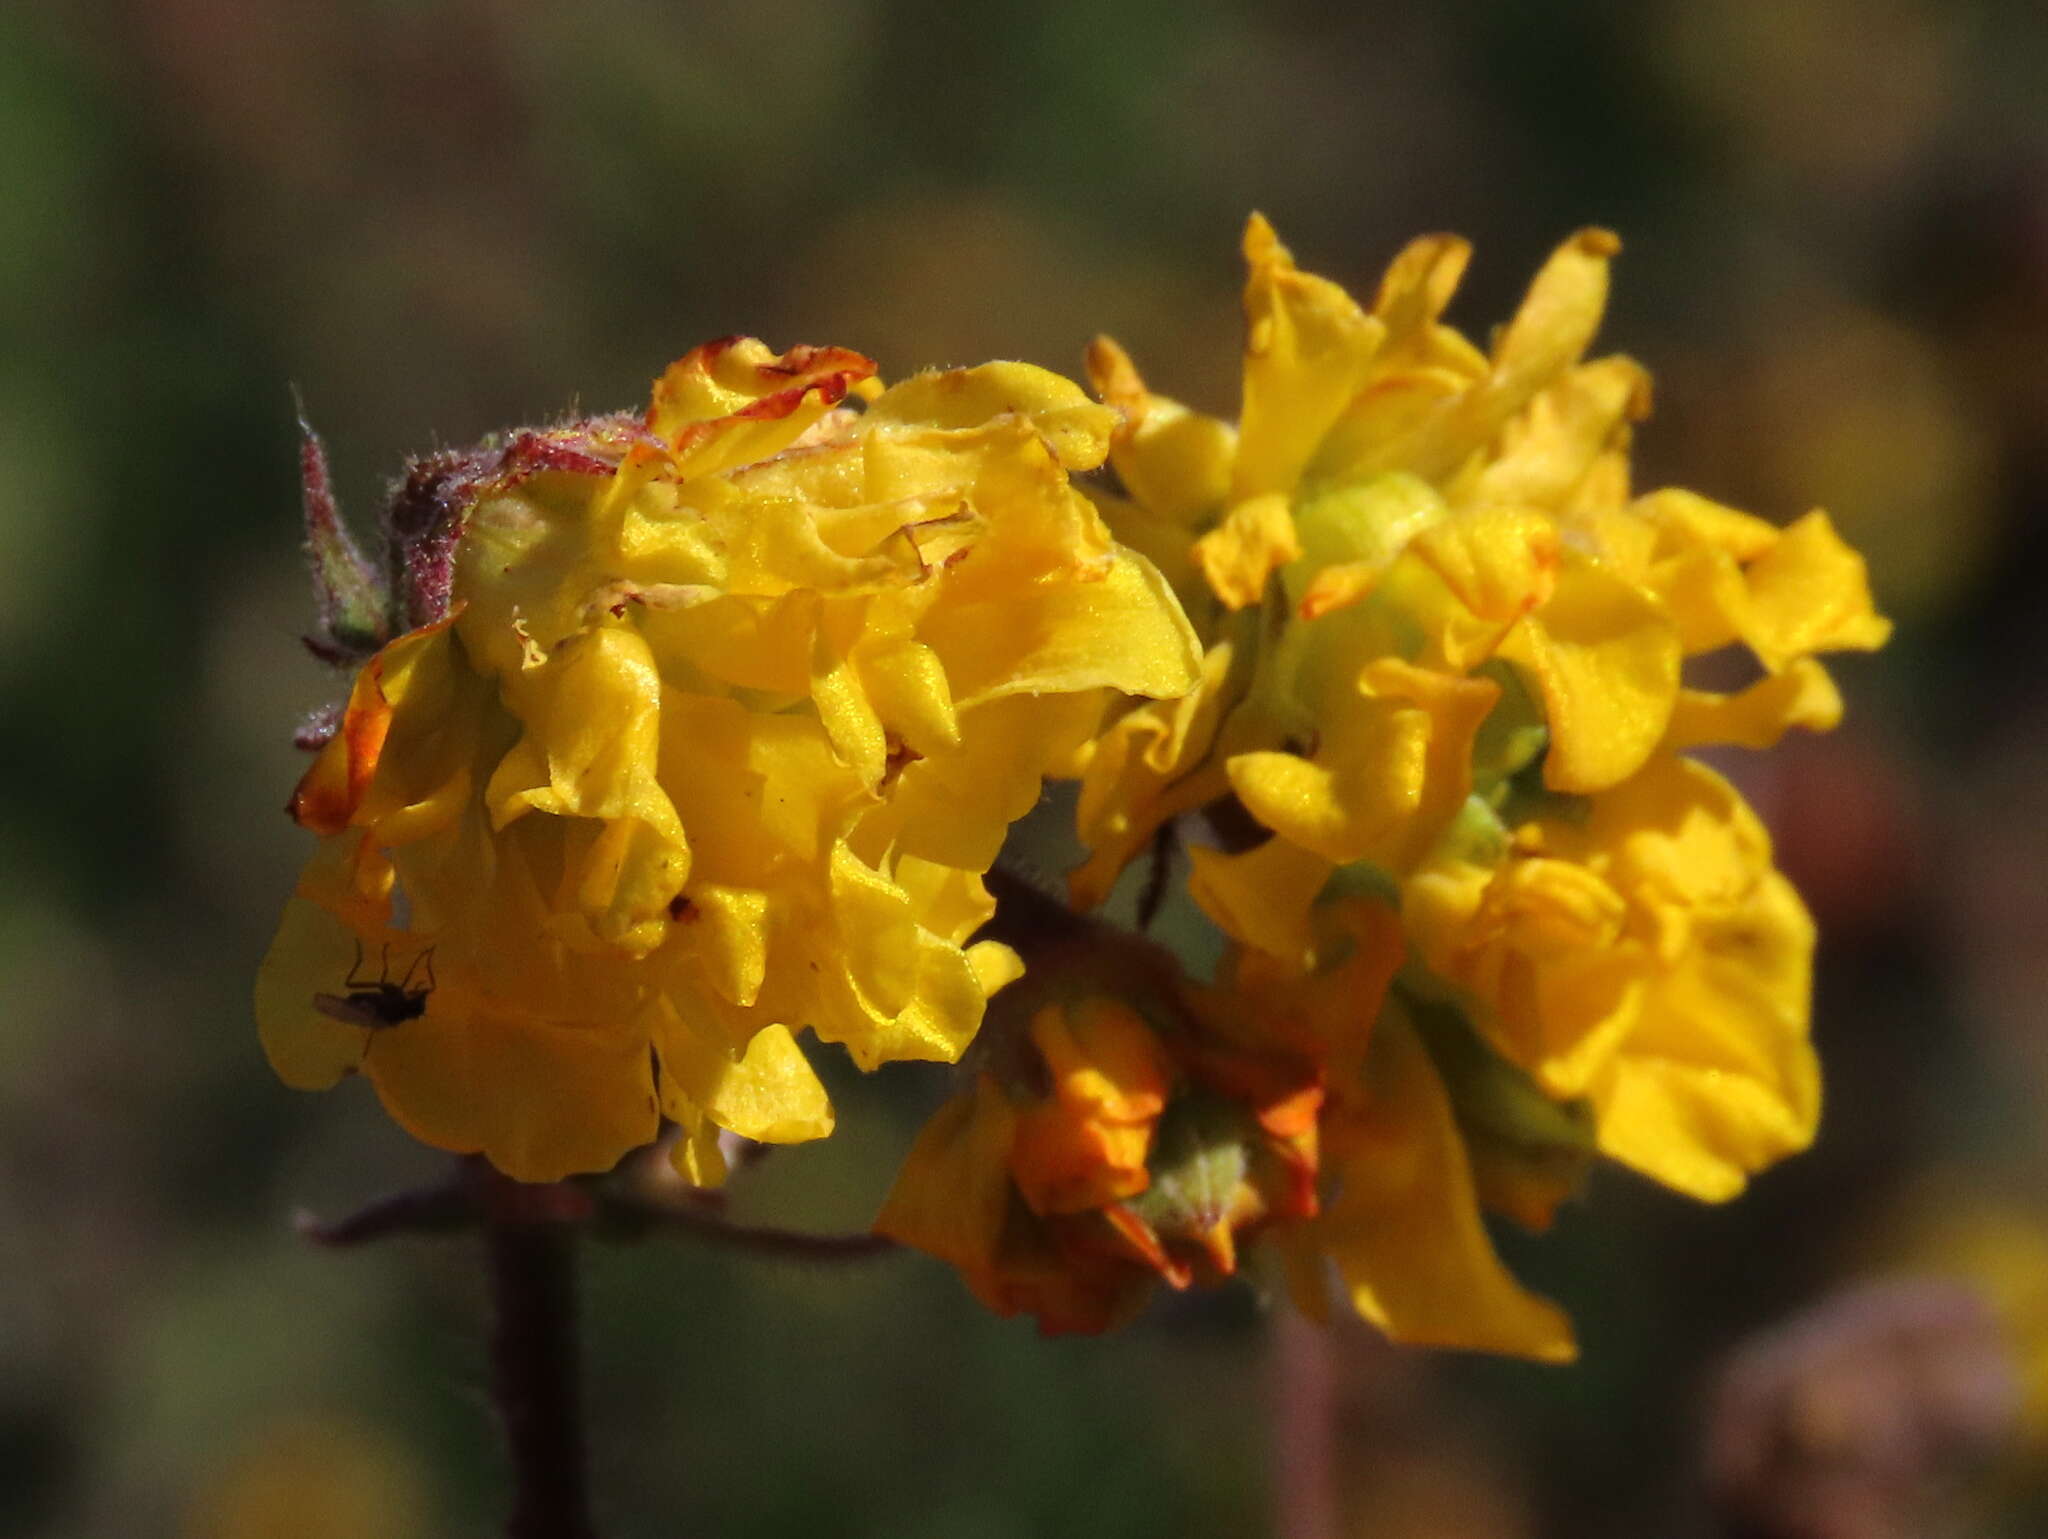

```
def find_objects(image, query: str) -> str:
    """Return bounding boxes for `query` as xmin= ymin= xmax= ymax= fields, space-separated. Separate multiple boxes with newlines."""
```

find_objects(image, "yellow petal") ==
xmin=1594 ymin=871 xmax=1818 ymax=1200
xmin=879 ymin=692 xmax=1105 ymax=872
xmin=1466 ymin=356 xmax=1651 ymax=509
xmin=1228 ymin=652 xmax=1492 ymax=875
xmin=1505 ymin=557 xmax=1679 ymax=793
xmin=1069 ymin=643 xmax=1236 ymax=909
xmin=365 ymin=998 xmax=659 ymax=1184
xmin=873 ymin=1074 xmax=1018 ymax=1269
xmin=672 ymin=883 xmax=769 ymax=1008
xmin=1663 ymin=658 xmax=1844 ymax=753
xmin=1738 ymin=510 xmax=1893 ymax=671
xmin=1234 ymin=214 xmax=1387 ymax=499
xmin=1186 ymin=838 xmax=1332 ymax=968
xmin=864 ymin=361 xmax=1117 ymax=472
xmin=855 ymin=635 xmax=961 ymax=758
xmin=254 ymin=895 xmax=373 ymax=1089
xmin=1318 ymin=1010 xmax=1576 ymax=1361
xmin=1192 ymin=492 xmax=1303 ymax=611
xmin=919 ymin=546 xmax=1202 ymax=708
xmin=1226 ymin=707 xmax=1427 ymax=867
xmin=646 ymin=338 xmax=876 ymax=479
xmin=482 ymin=626 xmax=690 ymax=951
xmin=1638 ymin=488 xmax=1780 ymax=563
xmin=1086 ymin=335 xmax=1236 ymax=526
xmin=1491 ymin=231 xmax=1620 ymax=399
xmin=656 ymin=1018 xmax=835 ymax=1146
xmin=1409 ymin=506 xmax=1561 ymax=626
xmin=1337 ymin=229 xmax=1617 ymax=484
xmin=1371 ymin=233 xmax=1473 ymax=342
xmin=967 ymin=939 xmax=1025 ymax=997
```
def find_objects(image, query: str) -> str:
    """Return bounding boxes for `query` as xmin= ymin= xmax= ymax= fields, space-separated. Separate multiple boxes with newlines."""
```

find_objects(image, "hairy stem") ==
xmin=487 ymin=1217 xmax=598 ymax=1539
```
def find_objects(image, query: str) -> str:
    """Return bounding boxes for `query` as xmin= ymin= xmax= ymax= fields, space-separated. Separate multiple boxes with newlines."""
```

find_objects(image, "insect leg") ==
xmin=343 ymin=936 xmax=370 ymax=990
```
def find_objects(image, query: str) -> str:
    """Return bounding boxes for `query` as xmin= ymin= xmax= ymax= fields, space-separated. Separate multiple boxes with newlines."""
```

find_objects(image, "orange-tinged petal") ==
xmin=873 ymin=1074 xmax=1018 ymax=1269
xmin=1034 ymin=999 xmax=1173 ymax=1124
xmin=647 ymin=337 xmax=876 ymax=478
xmin=290 ymin=614 xmax=462 ymax=835
xmin=1297 ymin=560 xmax=1381 ymax=621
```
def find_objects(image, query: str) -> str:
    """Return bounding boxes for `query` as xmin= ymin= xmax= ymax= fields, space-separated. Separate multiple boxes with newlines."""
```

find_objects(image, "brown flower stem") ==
xmin=487 ymin=1212 xmax=598 ymax=1539
xmin=1271 ymin=1310 xmax=1340 ymax=1539
xmin=597 ymin=1192 xmax=901 ymax=1262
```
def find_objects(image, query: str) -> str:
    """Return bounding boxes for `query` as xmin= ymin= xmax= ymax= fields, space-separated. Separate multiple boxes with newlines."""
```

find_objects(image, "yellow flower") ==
xmin=259 ymin=339 xmax=1200 ymax=1183
xmin=1051 ymin=216 xmax=1892 ymax=1353
xmin=1407 ymin=755 xmax=1818 ymax=1203
xmin=1071 ymin=215 xmax=1889 ymax=921
xmin=876 ymin=951 xmax=1329 ymax=1334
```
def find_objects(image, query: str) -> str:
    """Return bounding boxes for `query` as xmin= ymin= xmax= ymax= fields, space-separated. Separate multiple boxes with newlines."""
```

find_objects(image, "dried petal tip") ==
xmin=295 ymin=397 xmax=391 ymax=663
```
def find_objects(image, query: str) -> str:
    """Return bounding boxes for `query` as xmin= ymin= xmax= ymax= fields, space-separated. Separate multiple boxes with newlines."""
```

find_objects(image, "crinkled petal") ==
xmin=1227 ymin=705 xmax=1427 ymax=867
xmin=292 ymin=615 xmax=465 ymax=836
xmin=919 ymin=546 xmax=1202 ymax=708
xmin=1738 ymin=510 xmax=1893 ymax=671
xmin=1505 ymin=557 xmax=1679 ymax=793
xmin=1234 ymin=214 xmax=1387 ymax=499
xmin=1070 ymin=644 xmax=1236 ymax=909
xmin=1193 ymin=492 xmax=1303 ymax=611
xmin=365 ymin=1000 xmax=659 ymax=1184
xmin=863 ymin=362 xmax=1116 ymax=472
xmin=1594 ymin=870 xmax=1818 ymax=1200
xmin=1086 ymin=335 xmax=1236 ymax=526
xmin=647 ymin=338 xmax=877 ymax=479
xmin=655 ymin=1016 xmax=835 ymax=1146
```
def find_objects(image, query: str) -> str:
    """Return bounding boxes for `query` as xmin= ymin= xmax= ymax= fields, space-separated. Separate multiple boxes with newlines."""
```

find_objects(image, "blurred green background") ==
xmin=5 ymin=1 xmax=2048 ymax=1534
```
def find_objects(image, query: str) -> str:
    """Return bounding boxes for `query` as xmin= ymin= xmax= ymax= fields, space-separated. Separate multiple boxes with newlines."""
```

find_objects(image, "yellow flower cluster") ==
xmin=1039 ymin=217 xmax=1887 ymax=1356
xmin=257 ymin=340 xmax=1198 ymax=1183
xmin=261 ymin=217 xmax=1889 ymax=1361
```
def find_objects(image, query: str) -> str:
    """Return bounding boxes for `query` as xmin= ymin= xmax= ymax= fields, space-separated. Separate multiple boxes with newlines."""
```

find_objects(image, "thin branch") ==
xmin=295 ymin=1180 xmax=478 ymax=1246
xmin=599 ymin=1194 xmax=901 ymax=1263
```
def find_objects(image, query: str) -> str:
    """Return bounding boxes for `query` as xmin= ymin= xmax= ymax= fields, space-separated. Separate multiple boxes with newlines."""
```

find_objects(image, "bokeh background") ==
xmin=5 ymin=1 xmax=2047 ymax=1535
